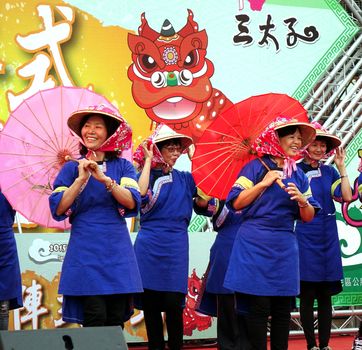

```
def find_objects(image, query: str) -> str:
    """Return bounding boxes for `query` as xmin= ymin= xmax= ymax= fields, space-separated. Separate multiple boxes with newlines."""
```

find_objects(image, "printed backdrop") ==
xmin=0 ymin=0 xmax=361 ymax=340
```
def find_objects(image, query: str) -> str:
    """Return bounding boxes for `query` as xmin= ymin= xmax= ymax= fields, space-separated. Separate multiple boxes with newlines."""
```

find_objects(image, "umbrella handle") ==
xmin=258 ymin=158 xmax=286 ymax=189
xmin=65 ymin=155 xmax=79 ymax=163
xmin=64 ymin=156 xmax=97 ymax=170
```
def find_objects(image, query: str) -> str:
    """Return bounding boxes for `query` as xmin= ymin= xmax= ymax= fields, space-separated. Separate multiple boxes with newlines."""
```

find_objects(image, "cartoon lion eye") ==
xmin=151 ymin=71 xmax=166 ymax=88
xmin=140 ymin=54 xmax=157 ymax=71
xmin=179 ymin=69 xmax=193 ymax=86
xmin=184 ymin=50 xmax=198 ymax=68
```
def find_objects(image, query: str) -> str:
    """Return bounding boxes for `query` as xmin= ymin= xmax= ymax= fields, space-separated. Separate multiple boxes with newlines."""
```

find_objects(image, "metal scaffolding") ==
xmin=302 ymin=0 xmax=362 ymax=155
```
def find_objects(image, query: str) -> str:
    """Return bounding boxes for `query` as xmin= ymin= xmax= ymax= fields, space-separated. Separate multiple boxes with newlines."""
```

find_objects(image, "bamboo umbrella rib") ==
xmin=38 ymin=89 xmax=62 ymax=151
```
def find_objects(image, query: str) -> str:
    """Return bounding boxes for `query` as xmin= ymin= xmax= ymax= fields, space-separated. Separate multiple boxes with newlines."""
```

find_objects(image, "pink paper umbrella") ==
xmin=0 ymin=86 xmax=118 ymax=229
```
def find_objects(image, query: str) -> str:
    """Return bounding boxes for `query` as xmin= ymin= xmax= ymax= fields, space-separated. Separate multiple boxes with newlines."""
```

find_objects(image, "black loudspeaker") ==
xmin=0 ymin=326 xmax=128 ymax=350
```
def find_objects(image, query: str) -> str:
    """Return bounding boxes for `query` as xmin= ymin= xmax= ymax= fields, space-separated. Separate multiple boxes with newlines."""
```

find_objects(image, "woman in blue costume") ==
xmin=352 ymin=153 xmax=362 ymax=350
xmin=133 ymin=124 xmax=210 ymax=350
xmin=0 ymin=190 xmax=23 ymax=330
xmin=358 ymin=157 xmax=362 ymax=195
xmin=49 ymin=104 xmax=142 ymax=327
xmin=224 ymin=117 xmax=320 ymax=350
xmin=295 ymin=122 xmax=352 ymax=350
xmin=196 ymin=200 xmax=249 ymax=350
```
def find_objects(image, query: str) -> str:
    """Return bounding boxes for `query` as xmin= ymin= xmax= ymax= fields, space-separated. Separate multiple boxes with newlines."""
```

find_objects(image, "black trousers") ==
xmin=0 ymin=300 xmax=9 ymax=330
xmin=299 ymin=284 xmax=333 ymax=349
xmin=217 ymin=294 xmax=249 ymax=350
xmin=142 ymin=289 xmax=185 ymax=350
xmin=82 ymin=294 xmax=128 ymax=327
xmin=243 ymin=295 xmax=293 ymax=350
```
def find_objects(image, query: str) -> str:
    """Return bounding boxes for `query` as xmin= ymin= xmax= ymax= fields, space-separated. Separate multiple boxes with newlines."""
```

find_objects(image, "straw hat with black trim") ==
xmin=67 ymin=104 xmax=132 ymax=154
xmin=67 ymin=104 xmax=123 ymax=138
xmin=274 ymin=120 xmax=316 ymax=147
xmin=153 ymin=124 xmax=193 ymax=152
xmin=312 ymin=122 xmax=341 ymax=154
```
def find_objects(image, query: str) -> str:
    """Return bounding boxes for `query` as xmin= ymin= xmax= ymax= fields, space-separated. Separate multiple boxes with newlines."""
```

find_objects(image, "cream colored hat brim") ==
xmin=153 ymin=125 xmax=193 ymax=151
xmin=67 ymin=110 xmax=121 ymax=137
xmin=275 ymin=122 xmax=316 ymax=147
xmin=315 ymin=130 xmax=341 ymax=153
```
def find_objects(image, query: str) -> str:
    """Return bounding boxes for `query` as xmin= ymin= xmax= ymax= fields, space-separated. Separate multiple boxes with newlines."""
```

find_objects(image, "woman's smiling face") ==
xmin=81 ymin=115 xmax=108 ymax=150
xmin=278 ymin=128 xmax=302 ymax=157
xmin=159 ymin=140 xmax=182 ymax=168
xmin=307 ymin=139 xmax=328 ymax=161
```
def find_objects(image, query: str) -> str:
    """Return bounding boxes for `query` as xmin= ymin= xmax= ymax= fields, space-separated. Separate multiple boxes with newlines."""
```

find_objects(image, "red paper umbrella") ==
xmin=191 ymin=93 xmax=310 ymax=199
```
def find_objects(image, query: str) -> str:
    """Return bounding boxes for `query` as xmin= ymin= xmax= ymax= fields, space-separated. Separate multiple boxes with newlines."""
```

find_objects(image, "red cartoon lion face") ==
xmin=183 ymin=269 xmax=213 ymax=336
xmin=127 ymin=10 xmax=215 ymax=132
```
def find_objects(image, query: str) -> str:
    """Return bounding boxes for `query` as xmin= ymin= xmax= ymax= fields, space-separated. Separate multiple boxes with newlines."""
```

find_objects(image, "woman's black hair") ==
xmin=78 ymin=113 xmax=120 ymax=160
xmin=79 ymin=113 xmax=120 ymax=138
xmin=276 ymin=125 xmax=299 ymax=138
xmin=315 ymin=136 xmax=332 ymax=153
xmin=156 ymin=138 xmax=182 ymax=151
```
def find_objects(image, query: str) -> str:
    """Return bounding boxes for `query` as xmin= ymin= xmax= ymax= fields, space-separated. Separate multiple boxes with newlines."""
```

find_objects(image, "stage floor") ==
xmin=129 ymin=334 xmax=356 ymax=350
